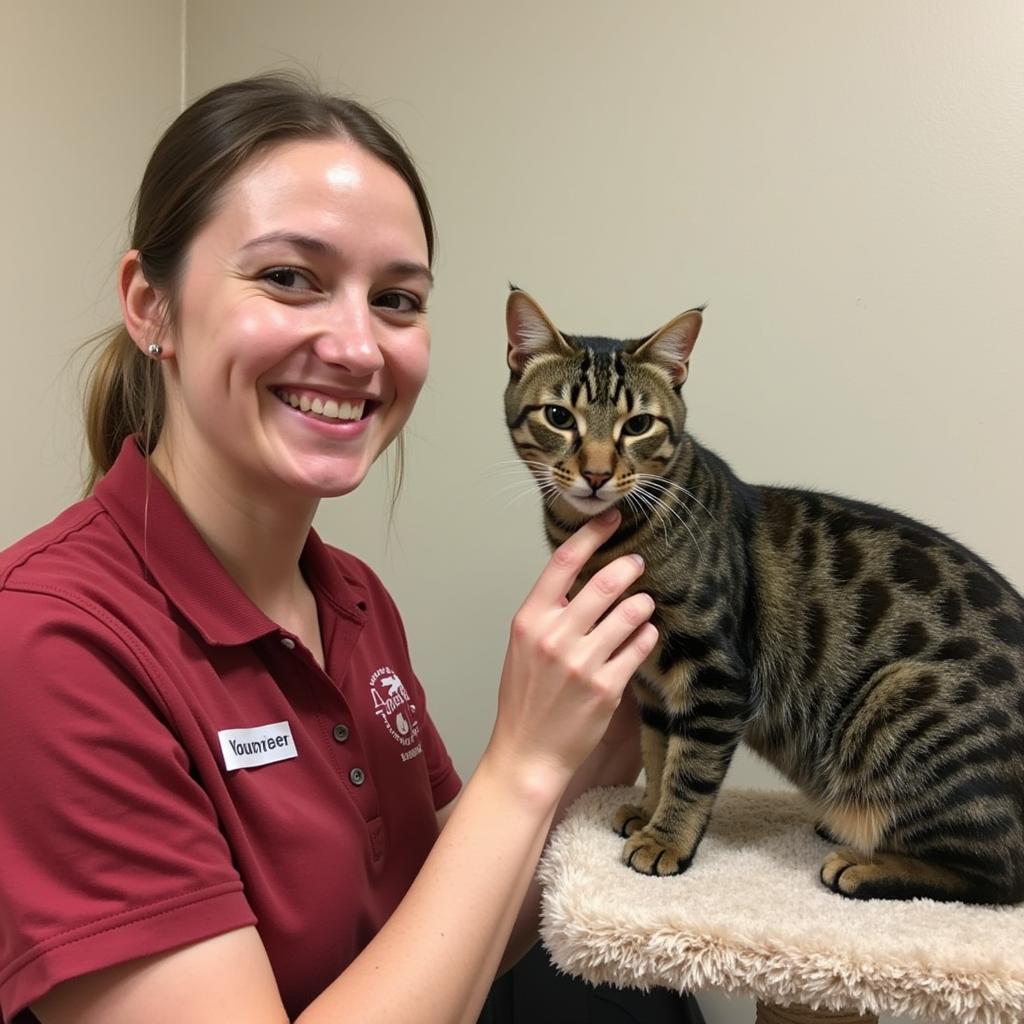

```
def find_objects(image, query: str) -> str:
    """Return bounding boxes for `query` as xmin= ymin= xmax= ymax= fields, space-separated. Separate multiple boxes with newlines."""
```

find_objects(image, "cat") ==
xmin=503 ymin=286 xmax=1024 ymax=904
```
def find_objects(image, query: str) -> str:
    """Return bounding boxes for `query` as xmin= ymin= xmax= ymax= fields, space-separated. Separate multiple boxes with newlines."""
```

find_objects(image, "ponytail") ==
xmin=81 ymin=325 xmax=163 ymax=494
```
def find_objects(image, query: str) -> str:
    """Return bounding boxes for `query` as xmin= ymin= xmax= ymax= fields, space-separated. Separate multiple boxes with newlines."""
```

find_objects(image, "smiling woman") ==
xmin=82 ymin=76 xmax=436 ymax=498
xmin=124 ymin=137 xmax=433 ymax=505
xmin=0 ymin=73 xmax=658 ymax=1024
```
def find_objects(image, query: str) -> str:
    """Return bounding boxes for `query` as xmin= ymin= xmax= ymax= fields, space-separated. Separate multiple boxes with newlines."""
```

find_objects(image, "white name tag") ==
xmin=218 ymin=721 xmax=298 ymax=772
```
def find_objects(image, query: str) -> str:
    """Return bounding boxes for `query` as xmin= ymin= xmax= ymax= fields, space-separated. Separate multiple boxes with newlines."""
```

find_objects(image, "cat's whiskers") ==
xmin=502 ymin=477 xmax=562 ymax=511
xmin=637 ymin=474 xmax=717 ymax=526
xmin=631 ymin=479 xmax=688 ymax=527
xmin=635 ymin=477 xmax=713 ymax=549
xmin=483 ymin=457 xmax=565 ymax=510
xmin=492 ymin=478 xmax=545 ymax=501
xmin=489 ymin=464 xmax=553 ymax=488
xmin=484 ymin=459 xmax=553 ymax=479
xmin=487 ymin=456 xmax=551 ymax=468
xmin=625 ymin=484 xmax=679 ymax=552
xmin=631 ymin=480 xmax=705 ymax=558
xmin=636 ymin=474 xmax=711 ymax=511
xmin=624 ymin=490 xmax=673 ymax=551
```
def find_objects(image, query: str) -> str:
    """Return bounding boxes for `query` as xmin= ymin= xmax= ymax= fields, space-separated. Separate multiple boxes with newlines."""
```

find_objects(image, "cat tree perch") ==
xmin=537 ymin=787 xmax=1024 ymax=1024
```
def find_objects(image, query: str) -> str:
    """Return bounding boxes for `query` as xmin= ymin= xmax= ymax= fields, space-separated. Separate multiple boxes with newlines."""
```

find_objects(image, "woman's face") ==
xmin=156 ymin=138 xmax=432 ymax=502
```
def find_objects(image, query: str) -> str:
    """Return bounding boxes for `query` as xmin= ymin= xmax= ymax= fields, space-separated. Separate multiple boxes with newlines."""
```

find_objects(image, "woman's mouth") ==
xmin=272 ymin=388 xmax=376 ymax=424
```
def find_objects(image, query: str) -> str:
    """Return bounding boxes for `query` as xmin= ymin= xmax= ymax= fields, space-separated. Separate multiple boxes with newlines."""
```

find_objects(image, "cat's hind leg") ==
xmin=824 ymin=658 xmax=1024 ymax=903
xmin=821 ymin=848 xmax=975 ymax=902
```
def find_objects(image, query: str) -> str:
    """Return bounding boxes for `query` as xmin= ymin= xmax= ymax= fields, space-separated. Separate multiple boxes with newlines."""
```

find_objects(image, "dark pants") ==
xmin=479 ymin=944 xmax=706 ymax=1024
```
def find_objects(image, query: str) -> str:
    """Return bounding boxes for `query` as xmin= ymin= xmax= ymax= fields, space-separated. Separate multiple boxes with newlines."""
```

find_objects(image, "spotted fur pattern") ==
xmin=504 ymin=287 xmax=1024 ymax=904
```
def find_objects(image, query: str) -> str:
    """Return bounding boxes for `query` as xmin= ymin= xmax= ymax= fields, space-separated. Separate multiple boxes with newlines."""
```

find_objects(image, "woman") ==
xmin=0 ymin=74 xmax=656 ymax=1023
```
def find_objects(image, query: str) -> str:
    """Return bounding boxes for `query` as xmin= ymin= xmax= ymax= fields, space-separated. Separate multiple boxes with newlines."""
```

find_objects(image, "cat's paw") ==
xmin=611 ymin=802 xmax=649 ymax=838
xmin=821 ymin=848 xmax=886 ymax=898
xmin=820 ymin=849 xmax=859 ymax=894
xmin=622 ymin=829 xmax=694 ymax=876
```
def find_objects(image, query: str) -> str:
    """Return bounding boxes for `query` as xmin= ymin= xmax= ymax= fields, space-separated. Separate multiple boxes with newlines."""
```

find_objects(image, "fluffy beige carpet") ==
xmin=538 ymin=787 xmax=1024 ymax=1024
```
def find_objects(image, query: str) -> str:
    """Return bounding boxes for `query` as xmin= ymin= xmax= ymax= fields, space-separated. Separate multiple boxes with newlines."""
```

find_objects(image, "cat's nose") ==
xmin=582 ymin=470 xmax=613 ymax=492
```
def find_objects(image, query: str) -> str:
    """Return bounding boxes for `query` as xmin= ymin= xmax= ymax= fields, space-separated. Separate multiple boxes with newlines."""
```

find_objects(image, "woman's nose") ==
xmin=312 ymin=299 xmax=385 ymax=376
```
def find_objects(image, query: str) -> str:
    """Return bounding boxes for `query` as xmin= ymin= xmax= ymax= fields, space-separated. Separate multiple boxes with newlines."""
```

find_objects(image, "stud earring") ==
xmin=147 ymin=343 xmax=162 ymax=359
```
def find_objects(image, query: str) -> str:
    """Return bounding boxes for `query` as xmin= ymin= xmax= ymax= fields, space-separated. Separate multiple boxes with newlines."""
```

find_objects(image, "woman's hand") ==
xmin=486 ymin=508 xmax=657 ymax=800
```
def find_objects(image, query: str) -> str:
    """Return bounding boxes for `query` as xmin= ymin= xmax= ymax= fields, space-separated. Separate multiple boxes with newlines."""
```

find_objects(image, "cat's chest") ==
xmin=575 ymin=543 xmax=725 ymax=631
xmin=574 ymin=550 xmax=735 ymax=703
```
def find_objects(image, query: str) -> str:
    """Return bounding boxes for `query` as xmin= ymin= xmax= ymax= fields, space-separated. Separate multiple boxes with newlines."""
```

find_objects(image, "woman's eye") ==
xmin=544 ymin=405 xmax=576 ymax=430
xmin=263 ymin=267 xmax=316 ymax=291
xmin=373 ymin=291 xmax=423 ymax=314
xmin=622 ymin=414 xmax=653 ymax=436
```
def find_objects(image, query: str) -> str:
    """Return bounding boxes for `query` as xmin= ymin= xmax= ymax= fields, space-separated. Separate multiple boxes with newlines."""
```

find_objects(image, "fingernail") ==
xmin=597 ymin=508 xmax=620 ymax=524
xmin=630 ymin=553 xmax=645 ymax=570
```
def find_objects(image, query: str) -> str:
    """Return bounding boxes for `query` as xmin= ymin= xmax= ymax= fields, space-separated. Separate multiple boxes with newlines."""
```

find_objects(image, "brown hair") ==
xmin=82 ymin=71 xmax=436 ymax=494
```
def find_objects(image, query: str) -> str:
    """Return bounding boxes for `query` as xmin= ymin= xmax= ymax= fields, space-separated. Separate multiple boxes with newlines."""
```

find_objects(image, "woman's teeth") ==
xmin=278 ymin=391 xmax=366 ymax=421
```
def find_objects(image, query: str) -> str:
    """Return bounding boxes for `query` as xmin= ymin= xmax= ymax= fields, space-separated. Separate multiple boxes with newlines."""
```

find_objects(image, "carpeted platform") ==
xmin=538 ymin=787 xmax=1024 ymax=1024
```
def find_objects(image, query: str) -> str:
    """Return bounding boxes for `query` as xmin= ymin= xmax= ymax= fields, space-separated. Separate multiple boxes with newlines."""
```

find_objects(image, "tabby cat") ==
xmin=503 ymin=287 xmax=1024 ymax=904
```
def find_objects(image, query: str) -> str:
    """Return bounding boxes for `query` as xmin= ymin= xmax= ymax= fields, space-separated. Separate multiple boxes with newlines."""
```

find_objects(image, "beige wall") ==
xmin=0 ymin=0 xmax=182 ymax=542
xmin=4 ymin=6 xmax=1022 ymax=1021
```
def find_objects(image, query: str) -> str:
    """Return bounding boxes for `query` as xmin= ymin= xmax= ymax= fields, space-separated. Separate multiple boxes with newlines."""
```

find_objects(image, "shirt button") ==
xmin=349 ymin=767 xmax=366 ymax=786
xmin=280 ymin=636 xmax=296 ymax=650
xmin=332 ymin=724 xmax=350 ymax=743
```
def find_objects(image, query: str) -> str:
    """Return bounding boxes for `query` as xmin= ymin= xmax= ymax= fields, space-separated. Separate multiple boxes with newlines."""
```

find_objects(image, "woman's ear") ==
xmin=118 ymin=251 xmax=173 ymax=358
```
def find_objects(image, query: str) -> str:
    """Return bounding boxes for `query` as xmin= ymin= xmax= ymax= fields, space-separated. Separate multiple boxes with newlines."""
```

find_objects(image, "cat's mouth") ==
xmin=561 ymin=492 xmax=620 ymax=517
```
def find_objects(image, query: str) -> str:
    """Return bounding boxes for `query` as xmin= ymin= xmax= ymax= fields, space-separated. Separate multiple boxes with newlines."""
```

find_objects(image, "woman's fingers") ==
xmin=518 ymin=506 xmax=656 ymax=669
xmin=582 ymin=592 xmax=656 ymax=667
xmin=523 ymin=509 xmax=621 ymax=608
xmin=599 ymin=622 xmax=659 ymax=688
xmin=560 ymin=552 xmax=647 ymax=636
xmin=493 ymin=508 xmax=661 ymax=785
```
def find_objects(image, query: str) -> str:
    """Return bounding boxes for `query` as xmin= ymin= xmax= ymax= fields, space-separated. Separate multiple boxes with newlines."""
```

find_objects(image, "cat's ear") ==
xmin=634 ymin=307 xmax=704 ymax=387
xmin=506 ymin=287 xmax=573 ymax=374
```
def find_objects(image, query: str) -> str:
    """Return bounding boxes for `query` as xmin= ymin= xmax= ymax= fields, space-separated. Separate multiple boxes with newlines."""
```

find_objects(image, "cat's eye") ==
xmin=544 ymin=405 xmax=576 ymax=430
xmin=622 ymin=414 xmax=653 ymax=436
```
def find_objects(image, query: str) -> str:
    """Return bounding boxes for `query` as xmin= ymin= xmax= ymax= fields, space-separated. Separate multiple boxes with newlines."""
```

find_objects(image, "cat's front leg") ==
xmin=611 ymin=720 xmax=666 ymax=837
xmin=622 ymin=718 xmax=741 ymax=876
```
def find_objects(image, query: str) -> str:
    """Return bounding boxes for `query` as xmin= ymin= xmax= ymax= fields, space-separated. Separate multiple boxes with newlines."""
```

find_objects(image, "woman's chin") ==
xmin=271 ymin=453 xmax=376 ymax=500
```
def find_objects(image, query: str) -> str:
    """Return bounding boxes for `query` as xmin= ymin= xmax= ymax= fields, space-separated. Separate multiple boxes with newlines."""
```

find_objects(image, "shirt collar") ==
xmin=94 ymin=439 xmax=366 ymax=645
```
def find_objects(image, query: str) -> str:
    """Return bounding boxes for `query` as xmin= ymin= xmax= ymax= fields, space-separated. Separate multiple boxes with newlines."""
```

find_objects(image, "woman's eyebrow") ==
xmin=240 ymin=230 xmax=338 ymax=257
xmin=385 ymin=260 xmax=435 ymax=288
xmin=238 ymin=232 xmax=433 ymax=286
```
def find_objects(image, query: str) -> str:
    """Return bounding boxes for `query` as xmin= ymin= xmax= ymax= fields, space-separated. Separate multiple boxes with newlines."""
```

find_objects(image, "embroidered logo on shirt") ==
xmin=218 ymin=721 xmax=298 ymax=772
xmin=369 ymin=665 xmax=422 ymax=761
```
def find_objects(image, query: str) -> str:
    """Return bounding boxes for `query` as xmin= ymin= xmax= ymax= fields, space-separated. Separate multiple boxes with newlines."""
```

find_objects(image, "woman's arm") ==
xmin=33 ymin=510 xmax=656 ymax=1024
xmin=496 ymin=690 xmax=642 ymax=974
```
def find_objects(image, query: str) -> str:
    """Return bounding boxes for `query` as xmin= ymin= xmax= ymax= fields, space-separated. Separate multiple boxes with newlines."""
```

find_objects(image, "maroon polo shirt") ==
xmin=0 ymin=440 xmax=461 ymax=1022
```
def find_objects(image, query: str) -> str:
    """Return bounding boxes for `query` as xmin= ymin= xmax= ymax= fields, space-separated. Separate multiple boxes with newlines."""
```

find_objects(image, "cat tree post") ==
xmin=537 ymin=787 xmax=1024 ymax=1024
